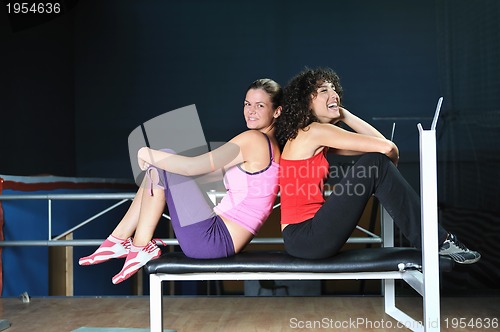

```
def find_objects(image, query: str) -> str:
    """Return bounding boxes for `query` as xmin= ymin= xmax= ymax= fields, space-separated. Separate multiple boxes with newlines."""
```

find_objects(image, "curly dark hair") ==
xmin=275 ymin=67 xmax=343 ymax=147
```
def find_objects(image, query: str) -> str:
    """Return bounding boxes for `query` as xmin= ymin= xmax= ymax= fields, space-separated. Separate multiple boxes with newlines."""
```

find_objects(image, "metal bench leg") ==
xmin=150 ymin=274 xmax=164 ymax=332
xmin=419 ymin=124 xmax=442 ymax=331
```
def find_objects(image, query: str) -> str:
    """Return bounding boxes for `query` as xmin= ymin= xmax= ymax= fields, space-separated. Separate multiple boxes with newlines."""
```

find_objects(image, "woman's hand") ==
xmin=335 ymin=107 xmax=387 ymax=139
xmin=338 ymin=107 xmax=349 ymax=119
xmin=330 ymin=107 xmax=347 ymax=125
xmin=138 ymin=147 xmax=151 ymax=170
xmin=386 ymin=141 xmax=400 ymax=166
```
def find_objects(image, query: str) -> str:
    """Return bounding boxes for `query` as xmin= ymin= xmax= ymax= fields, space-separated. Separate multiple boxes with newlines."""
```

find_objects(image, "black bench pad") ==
xmin=144 ymin=248 xmax=454 ymax=274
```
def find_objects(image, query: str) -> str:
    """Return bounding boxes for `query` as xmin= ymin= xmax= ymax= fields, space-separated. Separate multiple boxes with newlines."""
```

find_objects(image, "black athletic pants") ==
xmin=282 ymin=152 xmax=448 ymax=259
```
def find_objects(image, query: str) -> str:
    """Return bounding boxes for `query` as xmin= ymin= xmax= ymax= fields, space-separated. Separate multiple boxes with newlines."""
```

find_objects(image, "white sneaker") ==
xmin=79 ymin=236 xmax=131 ymax=265
xmin=439 ymin=233 xmax=481 ymax=264
xmin=112 ymin=240 xmax=162 ymax=284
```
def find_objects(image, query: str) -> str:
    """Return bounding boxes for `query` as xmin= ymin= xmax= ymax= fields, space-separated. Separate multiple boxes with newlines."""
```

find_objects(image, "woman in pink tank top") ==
xmin=79 ymin=79 xmax=282 ymax=284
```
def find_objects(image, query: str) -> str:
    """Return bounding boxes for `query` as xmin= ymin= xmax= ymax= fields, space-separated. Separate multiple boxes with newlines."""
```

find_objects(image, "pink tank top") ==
xmin=213 ymin=134 xmax=279 ymax=234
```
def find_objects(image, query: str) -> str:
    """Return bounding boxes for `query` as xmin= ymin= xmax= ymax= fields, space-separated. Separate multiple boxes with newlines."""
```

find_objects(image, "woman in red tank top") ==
xmin=275 ymin=67 xmax=480 ymax=264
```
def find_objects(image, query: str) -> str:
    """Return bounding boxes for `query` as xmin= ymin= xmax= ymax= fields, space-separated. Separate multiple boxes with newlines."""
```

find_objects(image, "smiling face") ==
xmin=310 ymin=81 xmax=341 ymax=123
xmin=244 ymin=88 xmax=281 ymax=131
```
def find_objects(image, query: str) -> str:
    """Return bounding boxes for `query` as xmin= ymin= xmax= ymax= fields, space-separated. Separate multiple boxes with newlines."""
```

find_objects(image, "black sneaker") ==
xmin=439 ymin=233 xmax=481 ymax=264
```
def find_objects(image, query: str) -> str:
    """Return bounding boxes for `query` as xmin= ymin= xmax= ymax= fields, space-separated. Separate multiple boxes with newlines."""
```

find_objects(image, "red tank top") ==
xmin=279 ymin=149 xmax=329 ymax=224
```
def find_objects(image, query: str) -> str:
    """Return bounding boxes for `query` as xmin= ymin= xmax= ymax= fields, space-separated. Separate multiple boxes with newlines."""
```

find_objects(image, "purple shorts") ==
xmin=146 ymin=150 xmax=235 ymax=259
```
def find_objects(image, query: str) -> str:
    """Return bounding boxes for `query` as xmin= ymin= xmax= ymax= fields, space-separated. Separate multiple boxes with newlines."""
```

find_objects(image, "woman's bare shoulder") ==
xmin=308 ymin=121 xmax=338 ymax=131
xmin=228 ymin=129 xmax=260 ymax=142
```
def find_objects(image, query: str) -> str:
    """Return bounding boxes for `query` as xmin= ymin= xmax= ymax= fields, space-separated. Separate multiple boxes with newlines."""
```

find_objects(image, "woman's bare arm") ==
xmin=137 ymin=141 xmax=241 ymax=177
xmin=310 ymin=122 xmax=399 ymax=164
xmin=337 ymin=107 xmax=386 ymax=139
xmin=137 ymin=130 xmax=272 ymax=176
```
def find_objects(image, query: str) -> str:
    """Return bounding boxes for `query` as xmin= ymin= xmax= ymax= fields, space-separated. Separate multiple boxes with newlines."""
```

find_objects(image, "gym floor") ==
xmin=1 ymin=295 xmax=499 ymax=331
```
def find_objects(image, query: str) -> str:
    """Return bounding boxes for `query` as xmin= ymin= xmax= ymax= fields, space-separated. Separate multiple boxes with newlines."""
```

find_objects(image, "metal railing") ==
xmin=0 ymin=190 xmax=382 ymax=247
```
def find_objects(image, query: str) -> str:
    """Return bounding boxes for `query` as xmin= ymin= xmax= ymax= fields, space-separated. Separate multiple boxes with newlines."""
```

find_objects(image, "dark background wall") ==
xmin=2 ymin=0 xmax=445 ymax=179
xmin=1 ymin=0 xmax=499 ymax=292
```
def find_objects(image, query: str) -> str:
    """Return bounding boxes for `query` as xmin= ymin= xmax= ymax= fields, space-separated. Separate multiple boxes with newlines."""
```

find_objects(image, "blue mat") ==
xmin=72 ymin=328 xmax=175 ymax=332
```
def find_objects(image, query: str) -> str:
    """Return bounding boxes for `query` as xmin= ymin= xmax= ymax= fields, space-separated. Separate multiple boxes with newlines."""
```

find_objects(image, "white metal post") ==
xmin=382 ymin=208 xmax=396 ymax=312
xmin=48 ymin=199 xmax=52 ymax=240
xmin=150 ymin=274 xmax=164 ymax=332
xmin=418 ymin=121 xmax=441 ymax=331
